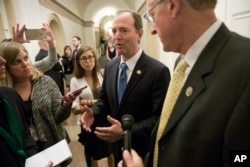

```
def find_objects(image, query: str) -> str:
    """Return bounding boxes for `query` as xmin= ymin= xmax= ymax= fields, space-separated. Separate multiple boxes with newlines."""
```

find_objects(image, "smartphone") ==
xmin=69 ymin=86 xmax=88 ymax=96
xmin=25 ymin=29 xmax=46 ymax=40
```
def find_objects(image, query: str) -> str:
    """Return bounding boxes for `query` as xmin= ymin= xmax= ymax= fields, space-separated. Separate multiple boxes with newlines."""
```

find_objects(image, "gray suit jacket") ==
xmin=146 ymin=23 xmax=250 ymax=167
xmin=92 ymin=51 xmax=171 ymax=163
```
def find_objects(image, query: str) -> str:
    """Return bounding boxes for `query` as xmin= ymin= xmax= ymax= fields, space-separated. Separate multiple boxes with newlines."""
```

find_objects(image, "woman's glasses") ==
xmin=79 ymin=55 xmax=95 ymax=62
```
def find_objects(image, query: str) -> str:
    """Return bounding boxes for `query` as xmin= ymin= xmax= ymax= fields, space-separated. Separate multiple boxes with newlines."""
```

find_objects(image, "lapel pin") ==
xmin=136 ymin=70 xmax=142 ymax=75
xmin=185 ymin=86 xmax=193 ymax=97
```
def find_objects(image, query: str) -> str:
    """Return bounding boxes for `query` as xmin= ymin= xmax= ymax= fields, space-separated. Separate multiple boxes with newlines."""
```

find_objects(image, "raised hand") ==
xmin=80 ymin=105 xmax=94 ymax=132
xmin=95 ymin=115 xmax=123 ymax=142
xmin=42 ymin=23 xmax=55 ymax=46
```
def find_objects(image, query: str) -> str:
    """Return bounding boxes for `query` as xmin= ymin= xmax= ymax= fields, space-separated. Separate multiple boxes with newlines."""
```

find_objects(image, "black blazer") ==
xmin=92 ymin=51 xmax=171 ymax=163
xmin=0 ymin=87 xmax=38 ymax=166
xmin=146 ymin=23 xmax=250 ymax=167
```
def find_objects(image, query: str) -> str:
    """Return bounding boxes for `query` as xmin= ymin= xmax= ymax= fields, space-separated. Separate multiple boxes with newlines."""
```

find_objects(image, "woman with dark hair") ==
xmin=61 ymin=45 xmax=74 ymax=88
xmin=70 ymin=46 xmax=114 ymax=167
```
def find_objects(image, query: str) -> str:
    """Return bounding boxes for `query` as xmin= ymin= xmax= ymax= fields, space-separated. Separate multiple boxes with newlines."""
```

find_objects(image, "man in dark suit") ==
xmin=71 ymin=36 xmax=82 ymax=67
xmin=72 ymin=36 xmax=82 ymax=57
xmin=81 ymin=9 xmax=171 ymax=165
xmin=120 ymin=0 xmax=250 ymax=167
xmin=35 ymin=40 xmax=65 ymax=95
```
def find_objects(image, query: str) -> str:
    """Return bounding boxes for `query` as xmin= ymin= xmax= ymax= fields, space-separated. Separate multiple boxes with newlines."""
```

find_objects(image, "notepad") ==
xmin=25 ymin=139 xmax=72 ymax=167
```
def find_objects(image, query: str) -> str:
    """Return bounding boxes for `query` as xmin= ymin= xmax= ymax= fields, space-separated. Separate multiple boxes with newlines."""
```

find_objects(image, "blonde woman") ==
xmin=0 ymin=41 xmax=76 ymax=167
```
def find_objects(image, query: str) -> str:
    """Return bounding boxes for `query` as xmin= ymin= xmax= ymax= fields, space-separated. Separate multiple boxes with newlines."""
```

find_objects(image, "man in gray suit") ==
xmin=81 ymin=9 xmax=171 ymax=165
xmin=119 ymin=0 xmax=250 ymax=167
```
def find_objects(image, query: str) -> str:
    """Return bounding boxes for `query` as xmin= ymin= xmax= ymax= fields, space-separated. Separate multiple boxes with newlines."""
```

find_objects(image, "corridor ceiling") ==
xmin=56 ymin=0 xmax=145 ymax=28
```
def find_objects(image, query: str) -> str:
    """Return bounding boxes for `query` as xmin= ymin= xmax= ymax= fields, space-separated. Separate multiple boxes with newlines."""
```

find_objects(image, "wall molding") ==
xmin=39 ymin=0 xmax=94 ymax=26
xmin=231 ymin=10 xmax=250 ymax=37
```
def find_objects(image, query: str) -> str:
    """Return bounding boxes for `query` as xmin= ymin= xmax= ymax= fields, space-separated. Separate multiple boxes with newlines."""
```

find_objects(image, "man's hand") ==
xmin=95 ymin=115 xmax=124 ymax=142
xmin=80 ymin=105 xmax=94 ymax=132
xmin=118 ymin=149 xmax=144 ymax=167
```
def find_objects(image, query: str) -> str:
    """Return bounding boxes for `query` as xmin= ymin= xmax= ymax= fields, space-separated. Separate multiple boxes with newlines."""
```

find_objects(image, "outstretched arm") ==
xmin=12 ymin=23 xmax=58 ymax=72
xmin=33 ymin=23 xmax=57 ymax=72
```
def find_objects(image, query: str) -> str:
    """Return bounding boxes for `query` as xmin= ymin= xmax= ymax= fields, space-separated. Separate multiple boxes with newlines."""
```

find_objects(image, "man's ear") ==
xmin=137 ymin=28 xmax=144 ymax=43
xmin=169 ymin=0 xmax=181 ymax=18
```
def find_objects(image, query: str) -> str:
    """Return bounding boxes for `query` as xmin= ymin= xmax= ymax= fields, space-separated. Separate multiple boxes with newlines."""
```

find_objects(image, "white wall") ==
xmin=157 ymin=0 xmax=250 ymax=75
xmin=4 ymin=0 xmax=86 ymax=62
xmin=84 ymin=0 xmax=129 ymax=24
xmin=0 ymin=0 xmax=11 ymax=38
xmin=11 ymin=0 xmax=50 ymax=60
xmin=2 ymin=0 xmax=249 ymax=65
xmin=224 ymin=0 xmax=250 ymax=38
xmin=124 ymin=0 xmax=145 ymax=11
xmin=56 ymin=0 xmax=83 ymax=17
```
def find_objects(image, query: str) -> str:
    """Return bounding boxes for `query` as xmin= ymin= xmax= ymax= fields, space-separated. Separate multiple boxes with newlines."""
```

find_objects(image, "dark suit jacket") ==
xmin=92 ymin=51 xmax=171 ymax=163
xmin=146 ymin=23 xmax=250 ymax=167
xmin=0 ymin=87 xmax=38 ymax=166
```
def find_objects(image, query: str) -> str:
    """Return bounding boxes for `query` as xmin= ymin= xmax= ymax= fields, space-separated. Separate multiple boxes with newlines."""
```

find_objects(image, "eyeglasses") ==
xmin=143 ymin=0 xmax=162 ymax=24
xmin=79 ymin=55 xmax=95 ymax=62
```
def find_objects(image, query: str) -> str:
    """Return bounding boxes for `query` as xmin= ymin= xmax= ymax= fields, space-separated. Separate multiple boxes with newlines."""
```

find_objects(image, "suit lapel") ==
xmin=119 ymin=53 xmax=147 ymax=107
xmin=161 ymin=24 xmax=232 ymax=137
xmin=114 ymin=61 xmax=120 ymax=108
xmin=106 ymin=58 xmax=121 ymax=109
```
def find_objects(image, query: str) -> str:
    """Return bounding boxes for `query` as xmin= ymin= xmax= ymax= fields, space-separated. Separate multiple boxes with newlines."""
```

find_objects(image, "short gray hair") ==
xmin=186 ymin=0 xmax=217 ymax=10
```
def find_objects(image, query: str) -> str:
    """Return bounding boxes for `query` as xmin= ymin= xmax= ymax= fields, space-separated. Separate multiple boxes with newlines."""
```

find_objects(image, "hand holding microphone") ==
xmin=121 ymin=114 xmax=134 ymax=167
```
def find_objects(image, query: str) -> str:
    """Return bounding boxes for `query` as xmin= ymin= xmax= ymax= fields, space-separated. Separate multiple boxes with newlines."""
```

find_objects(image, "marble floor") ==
xmin=64 ymin=114 xmax=109 ymax=167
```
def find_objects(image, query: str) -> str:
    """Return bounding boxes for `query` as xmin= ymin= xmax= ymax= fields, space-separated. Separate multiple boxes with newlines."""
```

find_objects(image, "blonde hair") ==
xmin=0 ymin=42 xmax=43 ymax=87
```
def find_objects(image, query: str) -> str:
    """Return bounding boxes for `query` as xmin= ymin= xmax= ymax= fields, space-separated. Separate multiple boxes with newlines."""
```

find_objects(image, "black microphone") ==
xmin=121 ymin=114 xmax=134 ymax=167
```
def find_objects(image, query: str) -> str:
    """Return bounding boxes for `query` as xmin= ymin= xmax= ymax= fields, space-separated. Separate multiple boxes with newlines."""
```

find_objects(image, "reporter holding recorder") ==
xmin=0 ymin=24 xmax=77 ymax=167
xmin=0 ymin=53 xmax=54 ymax=167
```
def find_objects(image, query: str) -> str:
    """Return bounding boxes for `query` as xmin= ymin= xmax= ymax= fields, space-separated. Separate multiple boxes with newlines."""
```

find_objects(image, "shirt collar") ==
xmin=120 ymin=48 xmax=142 ymax=72
xmin=184 ymin=20 xmax=222 ymax=68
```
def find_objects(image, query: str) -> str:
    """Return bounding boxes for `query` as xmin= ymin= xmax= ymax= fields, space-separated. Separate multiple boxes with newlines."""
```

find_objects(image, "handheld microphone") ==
xmin=121 ymin=114 xmax=134 ymax=167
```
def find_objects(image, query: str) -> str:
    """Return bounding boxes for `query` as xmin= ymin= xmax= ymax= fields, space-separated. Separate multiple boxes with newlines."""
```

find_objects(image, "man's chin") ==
xmin=116 ymin=50 xmax=123 ymax=56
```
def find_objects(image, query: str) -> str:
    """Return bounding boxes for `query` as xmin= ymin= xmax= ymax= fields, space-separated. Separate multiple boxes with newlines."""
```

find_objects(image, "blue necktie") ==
xmin=118 ymin=63 xmax=128 ymax=104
